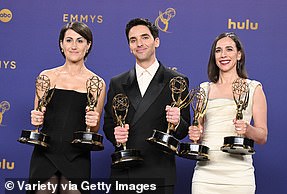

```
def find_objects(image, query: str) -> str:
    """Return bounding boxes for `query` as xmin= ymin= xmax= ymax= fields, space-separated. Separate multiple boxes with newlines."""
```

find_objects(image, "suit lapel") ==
xmin=123 ymin=68 xmax=142 ymax=112
xmin=130 ymin=64 xmax=166 ymax=127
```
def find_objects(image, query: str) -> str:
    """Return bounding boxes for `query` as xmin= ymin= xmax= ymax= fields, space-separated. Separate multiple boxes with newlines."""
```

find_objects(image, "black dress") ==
xmin=29 ymin=89 xmax=91 ymax=193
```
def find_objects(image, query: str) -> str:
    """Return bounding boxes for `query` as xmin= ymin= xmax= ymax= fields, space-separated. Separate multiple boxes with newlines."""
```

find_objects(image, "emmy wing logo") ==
xmin=155 ymin=8 xmax=176 ymax=33
xmin=0 ymin=101 xmax=10 ymax=126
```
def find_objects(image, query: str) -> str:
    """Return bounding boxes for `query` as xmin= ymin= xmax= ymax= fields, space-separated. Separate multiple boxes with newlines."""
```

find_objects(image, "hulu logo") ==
xmin=228 ymin=19 xmax=258 ymax=30
xmin=0 ymin=159 xmax=14 ymax=170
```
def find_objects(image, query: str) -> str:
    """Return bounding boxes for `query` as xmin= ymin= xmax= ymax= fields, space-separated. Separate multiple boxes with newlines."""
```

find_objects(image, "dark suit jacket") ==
xmin=103 ymin=62 xmax=191 ymax=186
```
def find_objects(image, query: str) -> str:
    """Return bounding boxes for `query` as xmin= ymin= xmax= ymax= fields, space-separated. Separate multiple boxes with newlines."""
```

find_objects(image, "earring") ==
xmin=61 ymin=49 xmax=64 ymax=53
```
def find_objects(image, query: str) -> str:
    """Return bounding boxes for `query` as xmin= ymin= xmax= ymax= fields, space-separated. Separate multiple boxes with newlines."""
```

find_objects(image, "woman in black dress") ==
xmin=29 ymin=21 xmax=106 ymax=194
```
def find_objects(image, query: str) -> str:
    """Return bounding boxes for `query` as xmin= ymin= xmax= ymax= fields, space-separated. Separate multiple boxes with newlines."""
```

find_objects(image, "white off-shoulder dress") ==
xmin=191 ymin=80 xmax=261 ymax=194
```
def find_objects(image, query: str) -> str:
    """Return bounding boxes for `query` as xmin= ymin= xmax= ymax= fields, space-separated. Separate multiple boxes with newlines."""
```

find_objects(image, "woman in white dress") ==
xmin=189 ymin=32 xmax=268 ymax=194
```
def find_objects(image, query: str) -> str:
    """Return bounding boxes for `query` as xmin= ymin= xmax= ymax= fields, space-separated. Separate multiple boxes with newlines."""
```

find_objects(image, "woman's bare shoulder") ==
xmin=85 ymin=69 xmax=106 ymax=85
xmin=39 ymin=66 xmax=61 ymax=77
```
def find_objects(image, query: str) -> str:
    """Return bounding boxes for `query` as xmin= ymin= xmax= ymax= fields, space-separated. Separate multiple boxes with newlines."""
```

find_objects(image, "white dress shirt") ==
xmin=135 ymin=60 xmax=160 ymax=97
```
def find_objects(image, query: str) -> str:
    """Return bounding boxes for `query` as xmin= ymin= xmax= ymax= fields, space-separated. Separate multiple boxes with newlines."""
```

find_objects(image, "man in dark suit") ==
xmin=103 ymin=18 xmax=190 ymax=194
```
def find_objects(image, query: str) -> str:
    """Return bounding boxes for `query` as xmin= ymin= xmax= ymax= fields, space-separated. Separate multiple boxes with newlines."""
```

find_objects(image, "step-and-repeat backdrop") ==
xmin=1 ymin=1 xmax=286 ymax=193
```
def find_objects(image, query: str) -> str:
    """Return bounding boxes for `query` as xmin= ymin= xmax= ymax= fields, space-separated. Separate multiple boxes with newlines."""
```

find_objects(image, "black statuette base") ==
xmin=178 ymin=142 xmax=209 ymax=161
xmin=146 ymin=130 xmax=179 ymax=154
xmin=71 ymin=131 xmax=104 ymax=151
xmin=111 ymin=149 xmax=143 ymax=169
xmin=17 ymin=130 xmax=49 ymax=147
xmin=221 ymin=136 xmax=255 ymax=155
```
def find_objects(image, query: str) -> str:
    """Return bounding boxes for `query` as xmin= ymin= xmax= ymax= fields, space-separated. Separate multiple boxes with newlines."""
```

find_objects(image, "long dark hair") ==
xmin=207 ymin=32 xmax=248 ymax=82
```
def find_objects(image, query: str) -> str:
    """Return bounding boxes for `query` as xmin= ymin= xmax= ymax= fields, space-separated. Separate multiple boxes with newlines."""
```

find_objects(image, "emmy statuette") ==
xmin=111 ymin=94 xmax=143 ymax=169
xmin=71 ymin=75 xmax=104 ymax=151
xmin=0 ymin=101 xmax=10 ymax=126
xmin=146 ymin=76 xmax=192 ymax=154
xmin=221 ymin=78 xmax=255 ymax=155
xmin=178 ymin=87 xmax=209 ymax=161
xmin=18 ymin=75 xmax=55 ymax=147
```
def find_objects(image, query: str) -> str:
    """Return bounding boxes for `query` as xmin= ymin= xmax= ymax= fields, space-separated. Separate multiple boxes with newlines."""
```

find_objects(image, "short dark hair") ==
xmin=125 ymin=18 xmax=159 ymax=43
xmin=207 ymin=32 xmax=248 ymax=82
xmin=58 ymin=21 xmax=93 ymax=60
